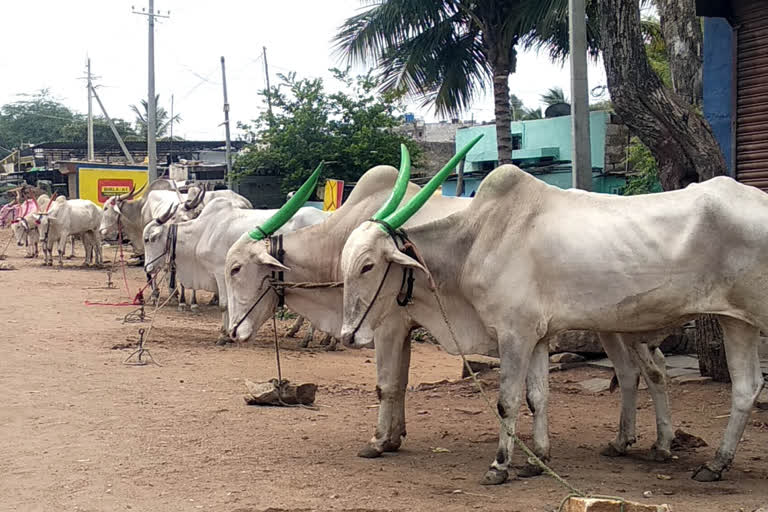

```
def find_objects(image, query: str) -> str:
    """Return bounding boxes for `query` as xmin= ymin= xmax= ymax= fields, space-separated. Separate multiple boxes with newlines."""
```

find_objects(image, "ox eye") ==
xmin=361 ymin=263 xmax=374 ymax=275
xmin=231 ymin=265 xmax=241 ymax=277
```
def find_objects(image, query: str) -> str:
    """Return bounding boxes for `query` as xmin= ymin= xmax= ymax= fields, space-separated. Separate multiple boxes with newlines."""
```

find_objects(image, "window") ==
xmin=511 ymin=134 xmax=523 ymax=150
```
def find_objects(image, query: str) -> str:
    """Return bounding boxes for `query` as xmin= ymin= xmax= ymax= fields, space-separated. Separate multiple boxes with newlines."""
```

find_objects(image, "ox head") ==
xmin=11 ymin=218 xmax=26 ymax=246
xmin=225 ymin=162 xmax=326 ymax=342
xmin=142 ymin=202 xmax=179 ymax=274
xmin=100 ymin=183 xmax=146 ymax=237
xmin=339 ymin=135 xmax=483 ymax=347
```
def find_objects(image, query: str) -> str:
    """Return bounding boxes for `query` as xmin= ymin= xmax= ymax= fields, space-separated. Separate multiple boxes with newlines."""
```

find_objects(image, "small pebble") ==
xmin=642 ymin=491 xmax=653 ymax=498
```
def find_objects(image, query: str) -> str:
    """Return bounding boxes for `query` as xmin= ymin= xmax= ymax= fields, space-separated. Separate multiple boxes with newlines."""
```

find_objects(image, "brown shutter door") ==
xmin=736 ymin=0 xmax=768 ymax=190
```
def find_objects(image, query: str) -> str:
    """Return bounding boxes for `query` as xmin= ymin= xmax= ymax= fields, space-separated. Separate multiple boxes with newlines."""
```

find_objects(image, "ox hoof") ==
xmin=650 ymin=444 xmax=672 ymax=462
xmin=190 ymin=304 xmax=200 ymax=313
xmin=691 ymin=464 xmax=722 ymax=482
xmin=208 ymin=297 xmax=219 ymax=306
xmin=177 ymin=304 xmax=188 ymax=312
xmin=357 ymin=445 xmax=383 ymax=459
xmin=481 ymin=468 xmax=509 ymax=486
xmin=600 ymin=443 xmax=627 ymax=458
xmin=518 ymin=459 xmax=545 ymax=478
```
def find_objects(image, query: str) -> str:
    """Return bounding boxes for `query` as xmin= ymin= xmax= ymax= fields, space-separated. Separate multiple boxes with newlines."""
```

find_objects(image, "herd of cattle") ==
xmin=1 ymin=136 xmax=767 ymax=487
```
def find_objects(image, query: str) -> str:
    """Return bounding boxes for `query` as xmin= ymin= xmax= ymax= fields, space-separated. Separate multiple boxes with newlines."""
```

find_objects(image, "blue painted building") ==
xmin=443 ymin=111 xmax=630 ymax=197
xmin=699 ymin=0 xmax=768 ymax=190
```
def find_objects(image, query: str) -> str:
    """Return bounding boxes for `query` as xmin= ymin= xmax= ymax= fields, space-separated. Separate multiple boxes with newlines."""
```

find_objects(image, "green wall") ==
xmin=455 ymin=111 xmax=609 ymax=172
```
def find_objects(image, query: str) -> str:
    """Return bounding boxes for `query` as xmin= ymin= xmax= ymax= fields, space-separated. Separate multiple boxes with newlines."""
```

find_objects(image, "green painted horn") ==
xmin=371 ymin=144 xmax=411 ymax=221
xmin=248 ymin=162 xmax=324 ymax=240
xmin=382 ymin=134 xmax=483 ymax=230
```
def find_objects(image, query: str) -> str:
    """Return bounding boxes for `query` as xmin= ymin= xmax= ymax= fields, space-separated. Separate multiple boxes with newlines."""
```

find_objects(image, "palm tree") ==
xmin=335 ymin=1 xmax=566 ymax=165
xmin=540 ymin=86 xmax=567 ymax=106
xmin=130 ymin=94 xmax=182 ymax=139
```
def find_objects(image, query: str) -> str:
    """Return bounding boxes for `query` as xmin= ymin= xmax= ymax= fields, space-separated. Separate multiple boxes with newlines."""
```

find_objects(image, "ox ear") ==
xmin=255 ymin=251 xmax=290 ymax=272
xmin=386 ymin=247 xmax=428 ymax=276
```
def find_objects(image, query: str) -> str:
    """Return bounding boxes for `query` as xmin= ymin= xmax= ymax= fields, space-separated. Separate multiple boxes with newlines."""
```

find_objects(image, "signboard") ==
xmin=323 ymin=179 xmax=344 ymax=211
xmin=77 ymin=167 xmax=148 ymax=206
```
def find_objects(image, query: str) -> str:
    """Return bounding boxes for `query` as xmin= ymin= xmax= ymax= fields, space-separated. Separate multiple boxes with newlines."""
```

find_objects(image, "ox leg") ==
xmin=190 ymin=290 xmax=199 ymax=312
xmin=518 ymin=339 xmax=551 ymax=477
xmin=287 ymin=315 xmax=304 ymax=337
xmin=359 ymin=322 xmax=411 ymax=458
xmin=177 ymin=286 xmax=188 ymax=312
xmin=599 ymin=333 xmax=640 ymax=457
xmin=692 ymin=317 xmax=763 ymax=482
xmin=68 ymin=235 xmax=76 ymax=259
xmin=81 ymin=232 xmax=93 ymax=266
xmin=300 ymin=325 xmax=315 ymax=348
xmin=92 ymin=232 xmax=103 ymax=266
xmin=627 ymin=342 xmax=674 ymax=462
xmin=57 ymin=234 xmax=67 ymax=267
xmin=482 ymin=333 xmax=536 ymax=485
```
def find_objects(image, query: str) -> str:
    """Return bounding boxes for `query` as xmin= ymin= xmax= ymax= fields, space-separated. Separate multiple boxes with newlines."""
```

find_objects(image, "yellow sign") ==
xmin=323 ymin=179 xmax=344 ymax=211
xmin=78 ymin=167 xmax=149 ymax=206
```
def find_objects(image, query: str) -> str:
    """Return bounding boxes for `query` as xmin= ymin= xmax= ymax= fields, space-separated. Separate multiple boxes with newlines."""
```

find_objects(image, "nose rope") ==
xmin=230 ymin=274 xmax=276 ymax=337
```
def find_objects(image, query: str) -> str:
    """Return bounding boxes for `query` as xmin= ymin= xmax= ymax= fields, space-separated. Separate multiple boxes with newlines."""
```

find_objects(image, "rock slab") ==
xmin=562 ymin=497 xmax=670 ymax=512
xmin=244 ymin=378 xmax=317 ymax=406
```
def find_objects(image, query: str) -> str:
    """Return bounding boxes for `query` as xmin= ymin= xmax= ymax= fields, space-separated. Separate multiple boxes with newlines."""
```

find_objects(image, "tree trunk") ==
xmin=600 ymin=0 xmax=730 ymax=382
xmin=657 ymin=0 xmax=703 ymax=107
xmin=695 ymin=314 xmax=731 ymax=382
xmin=599 ymin=0 xmax=725 ymax=190
xmin=488 ymin=42 xmax=515 ymax=166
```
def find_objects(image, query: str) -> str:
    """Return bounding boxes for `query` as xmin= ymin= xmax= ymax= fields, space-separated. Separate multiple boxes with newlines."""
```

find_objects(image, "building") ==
xmin=699 ymin=0 xmax=768 ymax=190
xmin=443 ymin=110 xmax=629 ymax=197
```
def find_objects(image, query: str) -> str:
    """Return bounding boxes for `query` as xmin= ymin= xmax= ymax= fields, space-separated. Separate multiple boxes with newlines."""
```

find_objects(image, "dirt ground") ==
xmin=1 ymin=233 xmax=767 ymax=512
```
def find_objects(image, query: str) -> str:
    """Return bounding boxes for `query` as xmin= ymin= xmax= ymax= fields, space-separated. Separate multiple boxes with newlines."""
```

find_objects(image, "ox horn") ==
xmin=248 ymin=162 xmax=323 ymax=241
xmin=156 ymin=203 xmax=179 ymax=225
xmin=382 ymin=134 xmax=483 ymax=231
xmin=171 ymin=180 xmax=184 ymax=203
xmin=371 ymin=144 xmax=411 ymax=221
xmin=184 ymin=185 xmax=206 ymax=210
xmin=45 ymin=192 xmax=58 ymax=213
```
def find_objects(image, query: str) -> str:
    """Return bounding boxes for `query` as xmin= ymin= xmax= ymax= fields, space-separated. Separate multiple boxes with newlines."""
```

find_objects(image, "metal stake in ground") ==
xmin=124 ymin=328 xmax=159 ymax=366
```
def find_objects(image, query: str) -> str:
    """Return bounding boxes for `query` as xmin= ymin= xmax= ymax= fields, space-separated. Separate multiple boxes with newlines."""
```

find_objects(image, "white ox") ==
xmin=225 ymin=150 xmax=672 ymax=478
xmin=339 ymin=162 xmax=768 ymax=484
xmin=35 ymin=198 xmax=102 ymax=266
xmin=144 ymin=197 xmax=329 ymax=343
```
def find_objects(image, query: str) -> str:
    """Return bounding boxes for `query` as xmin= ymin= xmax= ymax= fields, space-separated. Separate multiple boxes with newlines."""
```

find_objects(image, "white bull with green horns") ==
xmin=339 ymin=143 xmax=768 ymax=484
xmin=225 ymin=140 xmax=676 ymax=481
xmin=144 ymin=163 xmax=330 ymax=344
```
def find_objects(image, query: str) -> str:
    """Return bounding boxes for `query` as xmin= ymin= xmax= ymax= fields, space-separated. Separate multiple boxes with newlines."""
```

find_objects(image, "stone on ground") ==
xmin=243 ymin=378 xmax=317 ymax=406
xmin=550 ymin=352 xmax=586 ymax=364
xmin=562 ymin=497 xmax=670 ymax=512
xmin=579 ymin=377 xmax=612 ymax=393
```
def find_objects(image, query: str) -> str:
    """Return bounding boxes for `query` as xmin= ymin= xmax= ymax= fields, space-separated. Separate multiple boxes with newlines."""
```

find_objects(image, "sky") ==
xmin=0 ymin=1 xmax=608 ymax=141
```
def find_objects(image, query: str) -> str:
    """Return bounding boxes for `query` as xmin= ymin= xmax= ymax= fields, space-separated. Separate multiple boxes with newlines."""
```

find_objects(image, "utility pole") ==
xmin=569 ymin=0 xmax=592 ymax=190
xmin=169 ymin=93 xmax=174 ymax=164
xmin=86 ymin=58 xmax=95 ymax=161
xmin=133 ymin=1 xmax=169 ymax=181
xmin=221 ymin=56 xmax=233 ymax=188
xmin=89 ymin=85 xmax=136 ymax=164
xmin=263 ymin=46 xmax=273 ymax=121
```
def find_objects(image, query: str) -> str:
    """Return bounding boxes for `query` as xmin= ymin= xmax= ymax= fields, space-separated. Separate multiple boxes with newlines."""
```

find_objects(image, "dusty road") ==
xmin=0 ymin=235 xmax=767 ymax=512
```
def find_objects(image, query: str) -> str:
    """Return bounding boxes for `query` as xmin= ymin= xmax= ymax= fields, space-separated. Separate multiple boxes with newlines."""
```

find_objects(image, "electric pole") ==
xmin=87 ymin=58 xmax=94 ymax=161
xmin=263 ymin=46 xmax=273 ymax=121
xmin=169 ymin=93 xmax=174 ymax=165
xmin=569 ymin=0 xmax=592 ymax=191
xmin=221 ymin=56 xmax=233 ymax=188
xmin=133 ymin=1 xmax=169 ymax=181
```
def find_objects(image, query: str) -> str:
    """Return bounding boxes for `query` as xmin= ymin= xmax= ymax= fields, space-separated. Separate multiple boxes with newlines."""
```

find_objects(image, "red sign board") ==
xmin=97 ymin=179 xmax=134 ymax=204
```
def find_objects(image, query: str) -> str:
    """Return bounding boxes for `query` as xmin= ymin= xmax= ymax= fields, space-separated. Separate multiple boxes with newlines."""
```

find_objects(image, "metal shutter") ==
xmin=736 ymin=0 xmax=768 ymax=190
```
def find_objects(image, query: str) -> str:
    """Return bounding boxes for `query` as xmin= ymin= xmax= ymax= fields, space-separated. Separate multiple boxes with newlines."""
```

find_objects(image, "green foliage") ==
xmin=624 ymin=137 xmax=662 ymax=195
xmin=642 ymin=16 xmax=672 ymax=88
xmin=233 ymin=69 xmax=421 ymax=194
xmin=540 ymin=86 xmax=567 ymax=106
xmin=129 ymin=94 xmax=182 ymax=138
xmin=0 ymin=90 xmax=139 ymax=159
xmin=0 ymin=90 xmax=78 ymax=157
